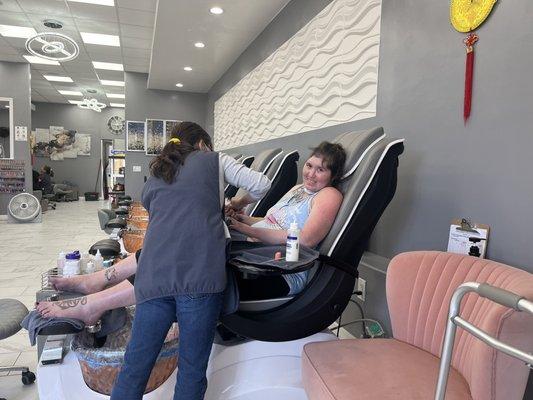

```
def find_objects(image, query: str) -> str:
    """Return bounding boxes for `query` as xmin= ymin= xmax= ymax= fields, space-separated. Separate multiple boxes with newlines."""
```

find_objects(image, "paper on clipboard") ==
xmin=447 ymin=219 xmax=489 ymax=258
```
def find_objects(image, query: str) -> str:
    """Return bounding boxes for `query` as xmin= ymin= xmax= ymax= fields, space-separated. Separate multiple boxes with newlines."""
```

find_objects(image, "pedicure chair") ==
xmin=36 ymin=127 xmax=404 ymax=400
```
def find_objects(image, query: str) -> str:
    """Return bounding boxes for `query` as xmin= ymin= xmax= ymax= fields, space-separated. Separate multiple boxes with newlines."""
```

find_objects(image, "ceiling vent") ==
xmin=25 ymin=32 xmax=79 ymax=62
xmin=43 ymin=19 xmax=63 ymax=29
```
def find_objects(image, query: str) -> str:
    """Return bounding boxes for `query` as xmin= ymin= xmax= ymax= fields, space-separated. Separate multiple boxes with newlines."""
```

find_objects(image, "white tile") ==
xmin=117 ymin=0 xmax=157 ymax=12
xmin=122 ymin=46 xmax=150 ymax=58
xmin=68 ymin=3 xmax=118 ymax=23
xmin=121 ymin=36 xmax=151 ymax=50
xmin=120 ymin=24 xmax=153 ymax=40
xmin=117 ymin=8 xmax=155 ymax=27
xmin=0 ymin=0 xmax=24 ymax=13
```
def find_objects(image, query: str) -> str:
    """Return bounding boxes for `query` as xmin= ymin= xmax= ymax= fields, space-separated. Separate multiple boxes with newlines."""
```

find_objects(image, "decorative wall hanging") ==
xmin=30 ymin=128 xmax=90 ymax=159
xmin=164 ymin=120 xmax=181 ymax=139
xmin=214 ymin=0 xmax=382 ymax=150
xmin=145 ymin=119 xmax=165 ymax=156
xmin=108 ymin=115 xmax=125 ymax=135
xmin=450 ymin=0 xmax=498 ymax=123
xmin=126 ymin=121 xmax=146 ymax=152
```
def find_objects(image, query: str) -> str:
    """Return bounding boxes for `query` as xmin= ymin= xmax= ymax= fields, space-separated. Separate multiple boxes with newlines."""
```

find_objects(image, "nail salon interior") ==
xmin=0 ymin=0 xmax=532 ymax=399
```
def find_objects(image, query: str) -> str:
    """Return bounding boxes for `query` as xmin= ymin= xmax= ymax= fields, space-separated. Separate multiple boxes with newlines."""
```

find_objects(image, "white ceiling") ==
xmin=0 ymin=0 xmax=291 ymax=104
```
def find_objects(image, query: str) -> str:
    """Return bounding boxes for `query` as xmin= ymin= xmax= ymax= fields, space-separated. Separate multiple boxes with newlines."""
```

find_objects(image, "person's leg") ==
xmin=174 ymin=292 xmax=224 ymax=400
xmin=49 ymin=253 xmax=138 ymax=294
xmin=36 ymin=280 xmax=136 ymax=325
xmin=111 ymin=297 xmax=175 ymax=400
xmin=236 ymin=274 xmax=290 ymax=300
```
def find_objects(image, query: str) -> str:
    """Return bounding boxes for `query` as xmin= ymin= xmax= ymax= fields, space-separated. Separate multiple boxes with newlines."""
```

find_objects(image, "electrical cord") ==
xmin=333 ymin=290 xmax=368 ymax=338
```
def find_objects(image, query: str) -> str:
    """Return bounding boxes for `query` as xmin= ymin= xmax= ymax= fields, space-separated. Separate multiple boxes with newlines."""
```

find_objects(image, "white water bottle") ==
xmin=56 ymin=251 xmax=66 ymax=275
xmin=94 ymin=250 xmax=104 ymax=271
xmin=286 ymin=222 xmax=300 ymax=262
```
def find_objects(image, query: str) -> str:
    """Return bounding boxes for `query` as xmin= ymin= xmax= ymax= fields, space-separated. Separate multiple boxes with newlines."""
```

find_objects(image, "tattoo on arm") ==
xmin=55 ymin=297 xmax=87 ymax=310
xmin=105 ymin=267 xmax=117 ymax=282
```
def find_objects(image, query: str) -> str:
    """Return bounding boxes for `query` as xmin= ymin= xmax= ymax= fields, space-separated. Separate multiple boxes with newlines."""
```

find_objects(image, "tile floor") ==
xmin=0 ymin=199 xmax=109 ymax=400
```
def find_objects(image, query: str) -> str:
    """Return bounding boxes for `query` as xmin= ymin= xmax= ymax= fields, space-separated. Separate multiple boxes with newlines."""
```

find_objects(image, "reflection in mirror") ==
xmin=0 ymin=98 xmax=12 ymax=159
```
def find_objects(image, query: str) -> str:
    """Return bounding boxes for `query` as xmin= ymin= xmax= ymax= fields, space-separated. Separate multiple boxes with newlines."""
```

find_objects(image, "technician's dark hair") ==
xmin=149 ymin=121 xmax=213 ymax=184
xmin=309 ymin=142 xmax=346 ymax=188
xmin=43 ymin=165 xmax=54 ymax=178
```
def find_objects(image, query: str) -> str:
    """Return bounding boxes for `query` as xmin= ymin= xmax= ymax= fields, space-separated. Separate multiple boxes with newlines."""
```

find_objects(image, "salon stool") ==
xmin=0 ymin=299 xmax=36 ymax=396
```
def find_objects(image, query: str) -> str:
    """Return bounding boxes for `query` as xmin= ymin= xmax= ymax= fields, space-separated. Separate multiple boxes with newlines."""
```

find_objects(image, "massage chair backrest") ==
xmin=224 ymin=154 xmax=255 ymax=199
xmin=317 ymin=127 xmax=403 ymax=263
xmin=227 ymin=153 xmax=243 ymax=161
xmin=233 ymin=148 xmax=282 ymax=211
xmin=244 ymin=150 xmax=300 ymax=217
xmin=97 ymin=209 xmax=116 ymax=230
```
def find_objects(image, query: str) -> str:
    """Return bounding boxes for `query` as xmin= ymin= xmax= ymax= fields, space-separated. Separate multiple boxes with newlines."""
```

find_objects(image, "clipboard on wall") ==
xmin=447 ymin=218 xmax=490 ymax=258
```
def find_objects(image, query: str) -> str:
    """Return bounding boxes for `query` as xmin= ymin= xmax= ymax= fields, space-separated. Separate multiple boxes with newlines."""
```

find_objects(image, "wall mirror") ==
xmin=0 ymin=97 xmax=13 ymax=159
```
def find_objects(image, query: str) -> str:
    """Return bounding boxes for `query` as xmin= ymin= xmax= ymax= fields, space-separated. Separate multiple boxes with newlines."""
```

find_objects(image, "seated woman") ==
xmin=36 ymin=142 xmax=346 ymax=324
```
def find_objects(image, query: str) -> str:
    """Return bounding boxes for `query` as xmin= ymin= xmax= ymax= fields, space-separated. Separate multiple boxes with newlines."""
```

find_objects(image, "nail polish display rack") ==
xmin=0 ymin=159 xmax=25 ymax=194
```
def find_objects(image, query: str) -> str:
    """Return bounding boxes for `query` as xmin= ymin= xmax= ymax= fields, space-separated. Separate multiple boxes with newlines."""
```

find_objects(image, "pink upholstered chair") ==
xmin=302 ymin=251 xmax=533 ymax=400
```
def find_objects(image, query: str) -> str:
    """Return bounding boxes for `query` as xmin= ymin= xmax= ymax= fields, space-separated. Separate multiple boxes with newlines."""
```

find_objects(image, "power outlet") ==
xmin=356 ymin=278 xmax=366 ymax=302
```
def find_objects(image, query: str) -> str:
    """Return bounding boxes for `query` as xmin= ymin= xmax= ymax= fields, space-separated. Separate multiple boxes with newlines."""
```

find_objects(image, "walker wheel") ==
xmin=21 ymin=371 xmax=36 ymax=385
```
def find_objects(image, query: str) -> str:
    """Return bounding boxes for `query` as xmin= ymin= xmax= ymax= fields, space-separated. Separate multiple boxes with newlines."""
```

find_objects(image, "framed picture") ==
xmin=126 ymin=121 xmax=146 ymax=152
xmin=145 ymin=119 xmax=165 ymax=156
xmin=164 ymin=120 xmax=181 ymax=139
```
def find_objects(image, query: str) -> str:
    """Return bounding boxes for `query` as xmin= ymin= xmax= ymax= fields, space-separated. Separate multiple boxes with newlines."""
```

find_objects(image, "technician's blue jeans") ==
xmin=110 ymin=292 xmax=224 ymax=400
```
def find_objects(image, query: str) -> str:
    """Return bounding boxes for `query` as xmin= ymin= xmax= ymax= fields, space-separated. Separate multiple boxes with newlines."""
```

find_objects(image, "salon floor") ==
xmin=0 ymin=199 xmax=109 ymax=400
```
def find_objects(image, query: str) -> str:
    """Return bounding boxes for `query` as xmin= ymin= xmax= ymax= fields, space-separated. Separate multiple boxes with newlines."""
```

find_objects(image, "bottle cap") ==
xmin=66 ymin=252 xmax=80 ymax=260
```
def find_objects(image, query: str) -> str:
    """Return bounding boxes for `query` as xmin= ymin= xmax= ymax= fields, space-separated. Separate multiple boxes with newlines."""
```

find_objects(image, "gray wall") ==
xmin=31 ymin=102 xmax=125 ymax=195
xmin=208 ymin=0 xmax=533 ymax=274
xmin=0 ymin=61 xmax=31 ymax=214
xmin=124 ymin=72 xmax=208 ymax=200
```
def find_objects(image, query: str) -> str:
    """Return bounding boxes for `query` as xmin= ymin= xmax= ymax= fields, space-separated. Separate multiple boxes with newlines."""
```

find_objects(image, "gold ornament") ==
xmin=450 ymin=0 xmax=497 ymax=32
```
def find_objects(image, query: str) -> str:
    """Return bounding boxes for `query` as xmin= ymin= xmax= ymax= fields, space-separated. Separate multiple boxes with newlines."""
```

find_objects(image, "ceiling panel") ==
xmin=117 ymin=8 xmax=155 ymax=27
xmin=123 ymin=64 xmax=147 ymax=73
xmin=121 ymin=36 xmax=151 ymax=50
xmin=120 ymin=24 xmax=153 ymax=40
xmin=0 ymin=54 xmax=24 ymax=62
xmin=117 ymin=0 xmax=157 ymax=12
xmin=0 ymin=0 xmax=23 ymax=13
xmin=74 ymin=18 xmax=120 ymax=35
xmin=0 ymin=11 xmax=28 ymax=25
xmin=26 ymin=14 xmax=78 ymax=32
xmin=18 ymin=0 xmax=71 ymax=17
xmin=122 ymin=46 xmax=149 ymax=58
xmin=0 ymin=44 xmax=19 ymax=55
xmin=123 ymin=55 xmax=149 ymax=65
xmin=68 ymin=3 xmax=119 ymax=23
xmin=95 ymin=70 xmax=124 ymax=80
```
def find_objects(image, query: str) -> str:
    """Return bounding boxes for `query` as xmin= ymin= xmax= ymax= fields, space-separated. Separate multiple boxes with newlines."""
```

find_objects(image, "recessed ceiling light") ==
xmin=210 ymin=7 xmax=224 ymax=15
xmin=68 ymin=100 xmax=84 ymax=105
xmin=100 ymin=80 xmax=125 ymax=87
xmin=92 ymin=61 xmax=123 ymax=71
xmin=110 ymin=103 xmax=125 ymax=108
xmin=67 ymin=0 xmax=115 ymax=6
xmin=106 ymin=93 xmax=125 ymax=99
xmin=175 ymin=83 xmax=184 ymax=88
xmin=81 ymin=32 xmax=120 ymax=47
xmin=44 ymin=75 xmax=73 ymax=83
xmin=23 ymin=55 xmax=60 ymax=65
xmin=184 ymin=66 xmax=192 ymax=71
xmin=0 ymin=24 xmax=37 ymax=38
xmin=194 ymin=42 xmax=205 ymax=48
xmin=58 ymin=90 xmax=83 ymax=96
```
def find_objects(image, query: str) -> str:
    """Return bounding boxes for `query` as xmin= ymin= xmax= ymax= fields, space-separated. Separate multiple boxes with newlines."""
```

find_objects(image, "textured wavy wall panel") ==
xmin=214 ymin=0 xmax=382 ymax=150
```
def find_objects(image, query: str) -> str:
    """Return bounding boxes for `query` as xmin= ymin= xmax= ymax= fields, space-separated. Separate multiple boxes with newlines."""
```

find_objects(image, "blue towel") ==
xmin=20 ymin=310 xmax=84 ymax=346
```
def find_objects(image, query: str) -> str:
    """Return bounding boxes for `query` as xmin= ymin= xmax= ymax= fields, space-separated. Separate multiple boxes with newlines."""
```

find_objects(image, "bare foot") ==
xmin=49 ymin=273 xmax=106 ymax=295
xmin=36 ymin=297 xmax=102 ymax=326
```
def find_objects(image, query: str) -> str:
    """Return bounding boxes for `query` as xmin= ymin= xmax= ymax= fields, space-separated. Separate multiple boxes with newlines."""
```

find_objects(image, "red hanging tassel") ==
xmin=463 ymin=33 xmax=478 ymax=124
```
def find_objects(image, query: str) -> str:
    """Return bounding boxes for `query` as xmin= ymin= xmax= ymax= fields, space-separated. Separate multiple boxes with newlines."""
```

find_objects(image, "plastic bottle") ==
xmin=80 ymin=252 xmax=90 ymax=274
xmin=286 ymin=222 xmax=300 ymax=262
xmin=85 ymin=260 xmax=96 ymax=274
xmin=94 ymin=250 xmax=104 ymax=271
xmin=63 ymin=251 xmax=81 ymax=277
xmin=56 ymin=251 xmax=66 ymax=275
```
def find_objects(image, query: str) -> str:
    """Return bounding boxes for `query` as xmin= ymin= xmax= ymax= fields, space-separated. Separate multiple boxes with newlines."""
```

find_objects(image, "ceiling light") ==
xmin=68 ymin=100 xmax=83 ymax=105
xmin=210 ymin=7 xmax=224 ymax=15
xmin=184 ymin=66 xmax=192 ymax=71
xmin=81 ymin=32 xmax=120 ymax=47
xmin=58 ymin=90 xmax=83 ymax=96
xmin=23 ymin=55 xmax=60 ymax=65
xmin=175 ymin=83 xmax=184 ymax=88
xmin=44 ymin=75 xmax=73 ymax=83
xmin=0 ymin=24 xmax=37 ymax=38
xmin=77 ymin=98 xmax=107 ymax=112
xmin=67 ymin=0 xmax=115 ymax=6
xmin=106 ymin=93 xmax=125 ymax=99
xmin=110 ymin=103 xmax=125 ymax=108
xmin=92 ymin=61 xmax=123 ymax=71
xmin=194 ymin=42 xmax=205 ymax=48
xmin=100 ymin=80 xmax=125 ymax=87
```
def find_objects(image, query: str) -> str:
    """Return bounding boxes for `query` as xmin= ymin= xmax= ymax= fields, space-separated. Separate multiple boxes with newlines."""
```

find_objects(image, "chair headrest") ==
xmin=248 ymin=148 xmax=282 ymax=173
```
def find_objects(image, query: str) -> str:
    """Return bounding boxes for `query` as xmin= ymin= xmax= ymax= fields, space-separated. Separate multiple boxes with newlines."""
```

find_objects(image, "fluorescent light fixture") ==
xmin=68 ymin=100 xmax=83 ymax=105
xmin=44 ymin=75 xmax=73 ymax=83
xmin=92 ymin=61 xmax=123 ymax=71
xmin=194 ymin=42 xmax=205 ymax=48
xmin=183 ymin=66 xmax=192 ymax=71
xmin=81 ymin=32 xmax=120 ymax=47
xmin=110 ymin=103 xmax=125 ymax=108
xmin=210 ymin=7 xmax=224 ymax=15
xmin=100 ymin=80 xmax=125 ymax=87
xmin=58 ymin=90 xmax=83 ymax=96
xmin=0 ymin=24 xmax=37 ymax=38
xmin=106 ymin=93 xmax=125 ymax=99
xmin=175 ymin=83 xmax=184 ymax=88
xmin=67 ymin=0 xmax=115 ymax=6
xmin=23 ymin=55 xmax=60 ymax=65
